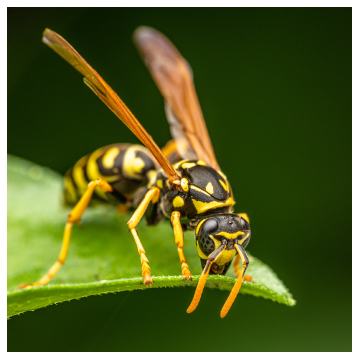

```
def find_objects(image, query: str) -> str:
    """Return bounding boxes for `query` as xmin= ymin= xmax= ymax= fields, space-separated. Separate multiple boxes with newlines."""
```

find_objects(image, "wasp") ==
xmin=20 ymin=27 xmax=252 ymax=318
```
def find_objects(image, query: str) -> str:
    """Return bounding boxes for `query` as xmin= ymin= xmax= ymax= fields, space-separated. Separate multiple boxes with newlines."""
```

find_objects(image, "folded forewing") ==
xmin=42 ymin=29 xmax=180 ymax=182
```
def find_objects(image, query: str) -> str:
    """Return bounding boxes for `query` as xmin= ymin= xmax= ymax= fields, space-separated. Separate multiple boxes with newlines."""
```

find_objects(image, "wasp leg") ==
xmin=220 ymin=243 xmax=250 ymax=318
xmin=233 ymin=254 xmax=241 ymax=278
xmin=171 ymin=211 xmax=192 ymax=280
xmin=19 ymin=178 xmax=113 ymax=288
xmin=235 ymin=213 xmax=252 ymax=282
xmin=127 ymin=186 xmax=160 ymax=287
xmin=233 ymin=254 xmax=253 ymax=282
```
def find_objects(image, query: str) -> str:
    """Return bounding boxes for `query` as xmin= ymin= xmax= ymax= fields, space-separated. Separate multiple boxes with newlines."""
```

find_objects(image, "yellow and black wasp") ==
xmin=20 ymin=27 xmax=252 ymax=318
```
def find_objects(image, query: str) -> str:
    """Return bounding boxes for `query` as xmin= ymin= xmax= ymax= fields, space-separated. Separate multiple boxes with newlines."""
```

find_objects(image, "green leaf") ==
xmin=7 ymin=155 xmax=295 ymax=318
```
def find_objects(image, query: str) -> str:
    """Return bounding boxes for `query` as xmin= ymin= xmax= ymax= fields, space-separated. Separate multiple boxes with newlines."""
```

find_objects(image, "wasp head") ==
xmin=195 ymin=214 xmax=251 ymax=275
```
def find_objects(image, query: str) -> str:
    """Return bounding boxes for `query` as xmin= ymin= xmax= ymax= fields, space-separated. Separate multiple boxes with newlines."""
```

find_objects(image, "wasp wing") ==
xmin=42 ymin=28 xmax=180 ymax=182
xmin=133 ymin=26 xmax=220 ymax=171
xmin=164 ymin=101 xmax=197 ymax=161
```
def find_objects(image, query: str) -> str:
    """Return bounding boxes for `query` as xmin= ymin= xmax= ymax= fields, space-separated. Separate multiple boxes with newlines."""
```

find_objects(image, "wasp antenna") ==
xmin=220 ymin=274 xmax=243 ymax=318
xmin=187 ymin=242 xmax=227 ymax=313
xmin=220 ymin=243 xmax=249 ymax=318
xmin=186 ymin=266 xmax=210 ymax=313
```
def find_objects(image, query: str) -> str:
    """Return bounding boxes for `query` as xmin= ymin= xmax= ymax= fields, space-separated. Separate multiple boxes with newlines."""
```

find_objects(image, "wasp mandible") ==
xmin=20 ymin=27 xmax=252 ymax=318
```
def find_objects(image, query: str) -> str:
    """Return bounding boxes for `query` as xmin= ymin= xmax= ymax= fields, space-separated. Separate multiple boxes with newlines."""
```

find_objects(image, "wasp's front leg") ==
xmin=171 ymin=211 xmax=192 ymax=280
xmin=127 ymin=186 xmax=160 ymax=287
xmin=234 ymin=212 xmax=252 ymax=282
xmin=233 ymin=254 xmax=253 ymax=283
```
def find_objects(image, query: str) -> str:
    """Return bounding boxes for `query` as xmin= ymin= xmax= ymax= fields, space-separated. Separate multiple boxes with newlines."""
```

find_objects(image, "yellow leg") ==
xmin=19 ymin=178 xmax=113 ymax=288
xmin=171 ymin=211 xmax=192 ymax=280
xmin=233 ymin=254 xmax=241 ymax=278
xmin=127 ymin=186 xmax=160 ymax=287
xmin=235 ymin=213 xmax=252 ymax=282
xmin=238 ymin=213 xmax=250 ymax=224
xmin=233 ymin=254 xmax=252 ymax=283
xmin=233 ymin=213 xmax=253 ymax=282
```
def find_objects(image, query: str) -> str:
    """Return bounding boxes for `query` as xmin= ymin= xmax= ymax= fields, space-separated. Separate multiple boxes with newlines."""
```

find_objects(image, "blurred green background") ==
xmin=7 ymin=8 xmax=351 ymax=351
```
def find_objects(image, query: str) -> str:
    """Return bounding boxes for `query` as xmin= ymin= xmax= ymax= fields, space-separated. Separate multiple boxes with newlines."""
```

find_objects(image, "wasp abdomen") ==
xmin=63 ymin=144 xmax=156 ymax=206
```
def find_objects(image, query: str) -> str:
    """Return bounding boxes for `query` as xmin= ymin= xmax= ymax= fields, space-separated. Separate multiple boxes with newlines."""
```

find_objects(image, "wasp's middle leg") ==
xmin=127 ymin=186 xmax=160 ymax=287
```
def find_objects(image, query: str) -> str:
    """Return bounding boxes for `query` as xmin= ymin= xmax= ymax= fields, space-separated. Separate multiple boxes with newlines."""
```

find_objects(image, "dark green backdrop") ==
xmin=7 ymin=8 xmax=351 ymax=351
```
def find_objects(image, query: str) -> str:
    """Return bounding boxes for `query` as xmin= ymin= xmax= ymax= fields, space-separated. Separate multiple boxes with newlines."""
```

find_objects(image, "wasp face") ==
xmin=195 ymin=214 xmax=251 ymax=274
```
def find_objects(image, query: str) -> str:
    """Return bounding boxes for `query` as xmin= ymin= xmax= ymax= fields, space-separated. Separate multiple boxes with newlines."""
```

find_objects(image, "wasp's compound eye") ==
xmin=240 ymin=216 xmax=250 ymax=230
xmin=197 ymin=218 xmax=218 ymax=256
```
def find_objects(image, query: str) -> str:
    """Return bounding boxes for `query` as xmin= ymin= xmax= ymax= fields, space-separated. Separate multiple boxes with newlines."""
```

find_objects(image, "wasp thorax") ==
xmin=180 ymin=178 xmax=189 ymax=192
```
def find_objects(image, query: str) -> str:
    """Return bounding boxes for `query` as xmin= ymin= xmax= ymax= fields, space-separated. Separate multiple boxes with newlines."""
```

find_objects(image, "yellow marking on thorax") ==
xmin=192 ymin=197 xmax=235 ymax=214
xmin=102 ymin=147 xmax=120 ymax=169
xmin=215 ymin=231 xmax=244 ymax=240
xmin=219 ymin=179 xmax=229 ymax=192
xmin=122 ymin=145 xmax=146 ymax=180
xmin=197 ymin=160 xmax=206 ymax=166
xmin=218 ymin=170 xmax=227 ymax=180
xmin=191 ymin=185 xmax=212 ymax=196
xmin=156 ymin=179 xmax=163 ymax=189
xmin=174 ymin=160 xmax=188 ymax=169
xmin=206 ymin=182 xmax=214 ymax=194
xmin=181 ymin=162 xmax=196 ymax=169
xmin=181 ymin=178 xmax=189 ymax=192
xmin=173 ymin=196 xmax=185 ymax=208
xmin=73 ymin=155 xmax=90 ymax=196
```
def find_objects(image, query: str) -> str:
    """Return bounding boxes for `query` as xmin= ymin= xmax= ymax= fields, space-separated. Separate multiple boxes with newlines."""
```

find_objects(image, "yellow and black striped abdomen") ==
xmin=63 ymin=144 xmax=157 ymax=206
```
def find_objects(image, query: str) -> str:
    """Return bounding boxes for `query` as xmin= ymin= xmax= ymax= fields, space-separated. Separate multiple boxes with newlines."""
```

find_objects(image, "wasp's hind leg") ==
xmin=127 ymin=186 xmax=160 ymax=287
xmin=171 ymin=211 xmax=192 ymax=280
xmin=19 ymin=178 xmax=113 ymax=288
